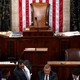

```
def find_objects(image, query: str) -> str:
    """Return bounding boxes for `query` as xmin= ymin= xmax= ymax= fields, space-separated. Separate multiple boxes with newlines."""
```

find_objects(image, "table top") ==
xmin=0 ymin=61 xmax=17 ymax=66
xmin=47 ymin=61 xmax=80 ymax=66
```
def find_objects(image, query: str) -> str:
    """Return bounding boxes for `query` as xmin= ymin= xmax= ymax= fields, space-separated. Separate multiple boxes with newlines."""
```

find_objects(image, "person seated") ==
xmin=67 ymin=69 xmax=80 ymax=80
xmin=37 ymin=64 xmax=58 ymax=80
xmin=14 ymin=59 xmax=31 ymax=80
xmin=2 ymin=68 xmax=11 ymax=80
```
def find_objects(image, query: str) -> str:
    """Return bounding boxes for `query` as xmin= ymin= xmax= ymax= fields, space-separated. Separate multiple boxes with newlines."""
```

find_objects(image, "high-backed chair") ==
xmin=30 ymin=3 xmax=50 ymax=30
xmin=65 ymin=48 xmax=80 ymax=61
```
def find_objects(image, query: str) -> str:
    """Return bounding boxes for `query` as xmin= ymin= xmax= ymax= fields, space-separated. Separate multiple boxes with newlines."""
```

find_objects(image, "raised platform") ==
xmin=23 ymin=30 xmax=53 ymax=36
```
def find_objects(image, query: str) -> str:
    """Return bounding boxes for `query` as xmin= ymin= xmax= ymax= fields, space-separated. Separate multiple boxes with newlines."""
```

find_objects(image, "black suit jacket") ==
xmin=14 ymin=60 xmax=32 ymax=80
xmin=37 ymin=70 xmax=58 ymax=80
xmin=67 ymin=74 xmax=80 ymax=80
xmin=14 ymin=66 xmax=27 ymax=80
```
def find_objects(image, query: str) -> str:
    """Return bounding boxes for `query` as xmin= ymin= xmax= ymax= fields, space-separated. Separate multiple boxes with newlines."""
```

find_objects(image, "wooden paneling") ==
xmin=70 ymin=36 xmax=80 ymax=48
xmin=0 ymin=35 xmax=80 ymax=61
xmin=16 ymin=37 xmax=60 ymax=62
xmin=0 ymin=35 xmax=80 ymax=80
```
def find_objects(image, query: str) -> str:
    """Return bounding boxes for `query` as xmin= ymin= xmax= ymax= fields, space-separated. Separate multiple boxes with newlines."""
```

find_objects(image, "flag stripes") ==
xmin=19 ymin=0 xmax=63 ymax=32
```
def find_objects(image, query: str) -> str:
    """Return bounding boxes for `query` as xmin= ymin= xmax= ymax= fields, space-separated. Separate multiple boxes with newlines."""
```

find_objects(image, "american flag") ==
xmin=19 ymin=0 xmax=63 ymax=32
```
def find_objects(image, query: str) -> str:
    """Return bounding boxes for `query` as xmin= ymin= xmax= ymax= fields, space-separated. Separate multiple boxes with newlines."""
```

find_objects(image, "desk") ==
xmin=0 ymin=62 xmax=16 ymax=80
xmin=0 ymin=34 xmax=80 ymax=80
xmin=0 ymin=61 xmax=16 ymax=70
xmin=47 ymin=61 xmax=80 ymax=66
xmin=47 ymin=61 xmax=80 ymax=80
xmin=23 ymin=30 xmax=53 ymax=36
xmin=22 ymin=48 xmax=48 ymax=64
xmin=0 ymin=35 xmax=80 ymax=62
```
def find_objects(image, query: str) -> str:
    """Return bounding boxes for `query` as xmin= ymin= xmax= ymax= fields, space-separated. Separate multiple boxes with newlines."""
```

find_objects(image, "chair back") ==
xmin=65 ymin=48 xmax=80 ymax=61
xmin=30 ymin=3 xmax=50 ymax=30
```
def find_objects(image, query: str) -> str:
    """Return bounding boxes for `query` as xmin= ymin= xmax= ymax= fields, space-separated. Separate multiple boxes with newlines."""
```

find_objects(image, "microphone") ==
xmin=35 ymin=17 xmax=39 ymax=32
xmin=35 ymin=17 xmax=37 ymax=21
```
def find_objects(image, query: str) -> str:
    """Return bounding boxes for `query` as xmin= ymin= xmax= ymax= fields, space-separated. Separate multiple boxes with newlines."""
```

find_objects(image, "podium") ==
xmin=23 ymin=30 xmax=53 ymax=36
xmin=22 ymin=48 xmax=48 ymax=64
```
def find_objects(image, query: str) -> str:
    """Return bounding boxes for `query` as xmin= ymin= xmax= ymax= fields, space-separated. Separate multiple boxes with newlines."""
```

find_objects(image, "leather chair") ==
xmin=65 ymin=48 xmax=80 ymax=61
xmin=30 ymin=3 xmax=50 ymax=30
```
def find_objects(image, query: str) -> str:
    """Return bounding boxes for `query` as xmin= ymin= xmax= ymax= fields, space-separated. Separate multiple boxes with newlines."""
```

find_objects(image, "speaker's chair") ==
xmin=65 ymin=48 xmax=80 ymax=61
xmin=30 ymin=3 xmax=50 ymax=30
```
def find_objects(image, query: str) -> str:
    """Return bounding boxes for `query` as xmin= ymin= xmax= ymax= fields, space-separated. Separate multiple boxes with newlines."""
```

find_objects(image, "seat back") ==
xmin=30 ymin=3 xmax=50 ymax=30
xmin=65 ymin=48 xmax=80 ymax=61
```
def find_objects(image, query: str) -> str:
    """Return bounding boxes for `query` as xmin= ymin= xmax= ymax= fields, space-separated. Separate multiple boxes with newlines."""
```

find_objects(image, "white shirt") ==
xmin=73 ymin=76 xmax=79 ymax=80
xmin=44 ymin=75 xmax=49 ymax=80
xmin=22 ymin=65 xmax=31 ymax=80
xmin=2 ymin=78 xmax=6 ymax=80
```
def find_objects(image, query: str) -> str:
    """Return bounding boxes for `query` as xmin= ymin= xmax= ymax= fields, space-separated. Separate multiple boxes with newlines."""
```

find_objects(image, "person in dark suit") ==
xmin=67 ymin=69 xmax=80 ymax=80
xmin=14 ymin=59 xmax=31 ymax=80
xmin=37 ymin=64 xmax=58 ymax=80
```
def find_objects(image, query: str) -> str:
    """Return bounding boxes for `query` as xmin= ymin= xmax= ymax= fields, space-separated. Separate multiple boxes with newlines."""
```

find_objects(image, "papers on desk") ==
xmin=54 ymin=31 xmax=80 ymax=36
xmin=0 ymin=31 xmax=23 ymax=37
xmin=0 ymin=61 xmax=15 ymax=65
xmin=0 ymin=32 xmax=9 ymax=36
xmin=9 ymin=32 xmax=23 ymax=37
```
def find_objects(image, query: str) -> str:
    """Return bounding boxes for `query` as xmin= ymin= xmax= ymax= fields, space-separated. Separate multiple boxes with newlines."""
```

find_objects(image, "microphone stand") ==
xmin=35 ymin=17 xmax=39 ymax=32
